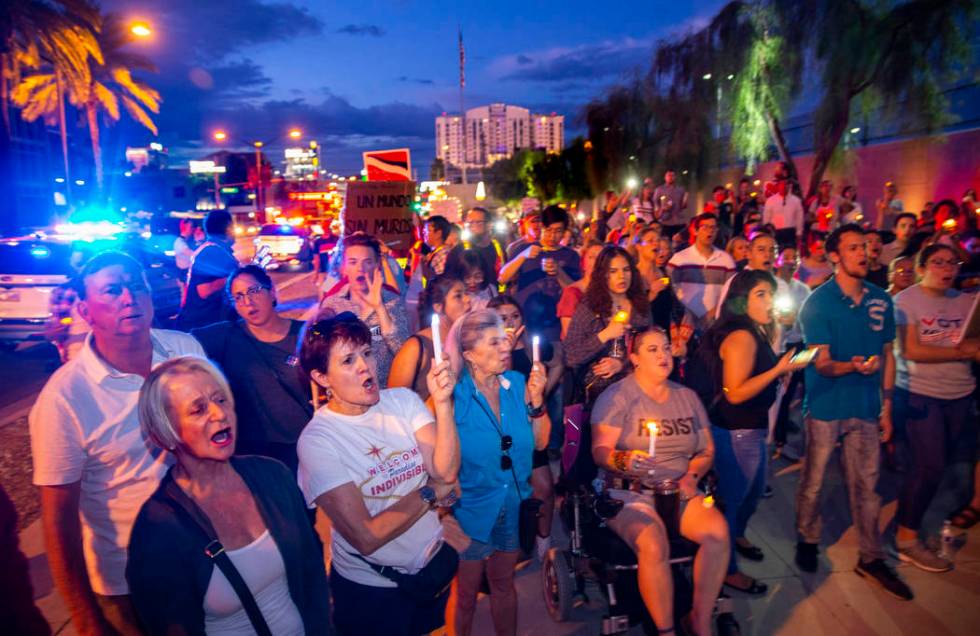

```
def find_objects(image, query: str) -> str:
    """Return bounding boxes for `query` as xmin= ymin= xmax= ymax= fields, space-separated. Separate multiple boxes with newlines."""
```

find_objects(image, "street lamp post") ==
xmin=212 ymin=128 xmax=303 ymax=222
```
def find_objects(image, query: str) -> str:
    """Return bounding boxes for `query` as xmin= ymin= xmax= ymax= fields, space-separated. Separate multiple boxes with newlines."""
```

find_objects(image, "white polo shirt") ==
xmin=29 ymin=329 xmax=205 ymax=595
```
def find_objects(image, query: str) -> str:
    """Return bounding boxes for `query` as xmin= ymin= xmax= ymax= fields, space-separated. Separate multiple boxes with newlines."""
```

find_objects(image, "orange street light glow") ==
xmin=213 ymin=131 xmax=227 ymax=141
xmin=254 ymin=141 xmax=264 ymax=148
xmin=130 ymin=22 xmax=152 ymax=37
xmin=288 ymin=129 xmax=302 ymax=139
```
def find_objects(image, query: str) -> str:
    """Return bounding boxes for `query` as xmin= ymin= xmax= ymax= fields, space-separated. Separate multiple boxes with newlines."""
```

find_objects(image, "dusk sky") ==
xmin=103 ymin=1 xmax=727 ymax=174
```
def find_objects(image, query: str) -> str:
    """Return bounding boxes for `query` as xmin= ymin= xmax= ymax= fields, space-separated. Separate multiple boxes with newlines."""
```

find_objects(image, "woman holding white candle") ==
xmin=591 ymin=327 xmax=728 ymax=636
xmin=445 ymin=308 xmax=551 ymax=636
xmin=389 ymin=276 xmax=472 ymax=403
xmin=489 ymin=294 xmax=565 ymax=559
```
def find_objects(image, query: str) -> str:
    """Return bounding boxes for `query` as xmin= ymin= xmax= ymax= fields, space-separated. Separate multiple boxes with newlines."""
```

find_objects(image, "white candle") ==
xmin=431 ymin=314 xmax=442 ymax=362
xmin=532 ymin=335 xmax=540 ymax=363
xmin=646 ymin=420 xmax=658 ymax=457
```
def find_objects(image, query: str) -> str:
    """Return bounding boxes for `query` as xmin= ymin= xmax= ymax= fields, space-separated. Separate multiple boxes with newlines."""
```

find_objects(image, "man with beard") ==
xmin=795 ymin=224 xmax=912 ymax=600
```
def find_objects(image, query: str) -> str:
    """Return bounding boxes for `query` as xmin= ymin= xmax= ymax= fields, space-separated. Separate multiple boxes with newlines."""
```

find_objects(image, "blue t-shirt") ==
xmin=452 ymin=369 xmax=533 ymax=543
xmin=799 ymin=277 xmax=895 ymax=421
xmin=514 ymin=245 xmax=581 ymax=341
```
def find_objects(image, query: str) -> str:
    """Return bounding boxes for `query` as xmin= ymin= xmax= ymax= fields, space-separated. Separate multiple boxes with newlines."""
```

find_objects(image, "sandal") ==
xmin=724 ymin=575 xmax=768 ymax=595
xmin=735 ymin=541 xmax=764 ymax=561
xmin=951 ymin=505 xmax=980 ymax=529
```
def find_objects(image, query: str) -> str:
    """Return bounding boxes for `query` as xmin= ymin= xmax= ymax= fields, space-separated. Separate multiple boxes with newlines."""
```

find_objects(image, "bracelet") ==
xmin=611 ymin=450 xmax=631 ymax=473
xmin=527 ymin=402 xmax=546 ymax=418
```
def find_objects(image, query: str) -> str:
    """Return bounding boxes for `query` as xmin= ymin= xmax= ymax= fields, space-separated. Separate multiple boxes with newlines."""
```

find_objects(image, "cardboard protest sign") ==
xmin=343 ymin=180 xmax=416 ymax=250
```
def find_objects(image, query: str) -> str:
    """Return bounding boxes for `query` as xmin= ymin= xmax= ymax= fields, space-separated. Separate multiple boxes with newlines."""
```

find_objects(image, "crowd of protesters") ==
xmin=12 ymin=167 xmax=980 ymax=636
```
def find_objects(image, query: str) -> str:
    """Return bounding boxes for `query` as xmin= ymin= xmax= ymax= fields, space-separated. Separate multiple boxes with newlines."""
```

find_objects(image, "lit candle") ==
xmin=431 ymin=314 xmax=442 ymax=362
xmin=614 ymin=310 xmax=629 ymax=324
xmin=942 ymin=218 xmax=957 ymax=230
xmin=646 ymin=420 xmax=659 ymax=457
xmin=532 ymin=335 xmax=540 ymax=363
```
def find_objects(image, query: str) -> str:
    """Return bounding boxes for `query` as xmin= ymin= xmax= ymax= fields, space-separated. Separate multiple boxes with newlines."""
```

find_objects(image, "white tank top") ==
xmin=203 ymin=529 xmax=304 ymax=635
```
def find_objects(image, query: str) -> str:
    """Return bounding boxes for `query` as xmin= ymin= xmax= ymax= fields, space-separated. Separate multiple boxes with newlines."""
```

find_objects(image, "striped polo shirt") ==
xmin=667 ymin=244 xmax=736 ymax=319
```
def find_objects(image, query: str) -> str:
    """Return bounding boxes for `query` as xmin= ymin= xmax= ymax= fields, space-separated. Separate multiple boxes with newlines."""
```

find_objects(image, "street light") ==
xmin=130 ymin=21 xmax=152 ymax=38
xmin=213 ymin=130 xmax=227 ymax=141
xmin=288 ymin=128 xmax=302 ymax=139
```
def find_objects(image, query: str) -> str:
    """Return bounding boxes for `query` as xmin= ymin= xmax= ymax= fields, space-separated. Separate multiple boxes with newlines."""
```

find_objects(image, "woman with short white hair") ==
xmin=126 ymin=356 xmax=331 ymax=635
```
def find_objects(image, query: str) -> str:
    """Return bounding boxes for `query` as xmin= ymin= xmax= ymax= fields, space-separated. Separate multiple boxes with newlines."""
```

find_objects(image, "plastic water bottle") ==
xmin=939 ymin=520 xmax=955 ymax=560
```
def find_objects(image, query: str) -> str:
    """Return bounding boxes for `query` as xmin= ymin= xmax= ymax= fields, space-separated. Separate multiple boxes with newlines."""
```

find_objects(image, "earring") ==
xmin=323 ymin=386 xmax=333 ymax=401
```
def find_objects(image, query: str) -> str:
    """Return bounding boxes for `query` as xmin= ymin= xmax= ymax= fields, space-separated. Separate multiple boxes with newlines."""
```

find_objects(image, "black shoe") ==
xmin=762 ymin=484 xmax=774 ymax=498
xmin=855 ymin=559 xmax=914 ymax=601
xmin=795 ymin=542 xmax=819 ymax=573
xmin=735 ymin=541 xmax=765 ymax=561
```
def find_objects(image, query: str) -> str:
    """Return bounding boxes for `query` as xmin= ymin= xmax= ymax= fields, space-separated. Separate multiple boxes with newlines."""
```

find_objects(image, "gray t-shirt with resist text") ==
xmin=591 ymin=376 xmax=711 ymax=483
xmin=894 ymin=284 xmax=977 ymax=399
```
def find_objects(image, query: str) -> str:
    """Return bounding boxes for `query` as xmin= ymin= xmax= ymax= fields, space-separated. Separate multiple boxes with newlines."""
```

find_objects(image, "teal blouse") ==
xmin=452 ymin=368 xmax=534 ymax=543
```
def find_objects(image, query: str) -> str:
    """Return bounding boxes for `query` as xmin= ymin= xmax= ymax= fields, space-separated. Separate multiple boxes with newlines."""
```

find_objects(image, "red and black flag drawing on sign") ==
xmin=362 ymin=148 xmax=412 ymax=181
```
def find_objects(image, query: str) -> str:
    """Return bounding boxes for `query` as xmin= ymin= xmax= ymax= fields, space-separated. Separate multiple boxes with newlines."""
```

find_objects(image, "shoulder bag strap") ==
xmin=204 ymin=540 xmax=274 ymax=636
xmin=166 ymin=500 xmax=273 ymax=636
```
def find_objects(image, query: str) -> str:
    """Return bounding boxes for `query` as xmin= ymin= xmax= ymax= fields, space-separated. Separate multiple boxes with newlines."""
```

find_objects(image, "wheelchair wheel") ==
xmin=542 ymin=547 xmax=574 ymax=622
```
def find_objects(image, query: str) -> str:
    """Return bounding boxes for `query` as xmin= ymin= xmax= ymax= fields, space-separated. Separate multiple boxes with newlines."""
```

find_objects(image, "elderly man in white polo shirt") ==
xmin=30 ymin=251 xmax=204 ymax=635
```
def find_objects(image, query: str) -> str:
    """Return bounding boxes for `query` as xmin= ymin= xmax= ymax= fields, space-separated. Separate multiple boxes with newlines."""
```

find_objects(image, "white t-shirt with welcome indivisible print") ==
xmin=297 ymin=388 xmax=442 ymax=587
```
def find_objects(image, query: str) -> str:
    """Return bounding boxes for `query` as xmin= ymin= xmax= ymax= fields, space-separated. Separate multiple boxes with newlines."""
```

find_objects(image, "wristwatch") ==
xmin=527 ymin=402 xmax=546 ymax=418
xmin=419 ymin=486 xmax=437 ymax=508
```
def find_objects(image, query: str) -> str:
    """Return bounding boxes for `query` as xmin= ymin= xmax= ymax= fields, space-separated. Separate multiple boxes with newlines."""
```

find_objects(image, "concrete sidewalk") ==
xmin=21 ymin=456 xmax=980 ymax=636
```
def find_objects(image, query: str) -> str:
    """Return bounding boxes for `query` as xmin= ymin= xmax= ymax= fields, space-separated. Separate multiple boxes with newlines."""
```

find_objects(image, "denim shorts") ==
xmin=459 ymin=499 xmax=521 ymax=560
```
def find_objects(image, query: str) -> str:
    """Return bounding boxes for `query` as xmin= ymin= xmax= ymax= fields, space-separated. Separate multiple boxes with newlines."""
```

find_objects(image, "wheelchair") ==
xmin=540 ymin=412 xmax=740 ymax=635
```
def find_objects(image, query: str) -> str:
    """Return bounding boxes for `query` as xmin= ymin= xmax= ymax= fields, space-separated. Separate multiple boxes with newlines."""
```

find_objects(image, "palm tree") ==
xmin=75 ymin=12 xmax=160 ymax=190
xmin=2 ymin=0 xmax=100 ymax=203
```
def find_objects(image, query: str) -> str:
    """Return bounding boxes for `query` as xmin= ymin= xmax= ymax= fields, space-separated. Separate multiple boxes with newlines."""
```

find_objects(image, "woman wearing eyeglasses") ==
xmin=445 ymin=309 xmax=550 ymax=636
xmin=191 ymin=265 xmax=311 ymax=473
xmin=892 ymin=244 xmax=980 ymax=572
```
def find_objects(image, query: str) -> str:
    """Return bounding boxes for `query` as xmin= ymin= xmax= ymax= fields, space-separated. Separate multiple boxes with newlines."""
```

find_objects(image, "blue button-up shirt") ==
xmin=800 ymin=277 xmax=895 ymax=421
xmin=452 ymin=369 xmax=533 ymax=543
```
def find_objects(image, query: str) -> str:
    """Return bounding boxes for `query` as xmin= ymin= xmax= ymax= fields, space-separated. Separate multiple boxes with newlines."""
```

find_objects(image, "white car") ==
xmin=0 ymin=239 xmax=73 ymax=344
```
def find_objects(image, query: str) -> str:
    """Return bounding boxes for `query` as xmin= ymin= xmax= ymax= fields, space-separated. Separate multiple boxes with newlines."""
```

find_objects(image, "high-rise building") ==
xmin=436 ymin=103 xmax=564 ymax=171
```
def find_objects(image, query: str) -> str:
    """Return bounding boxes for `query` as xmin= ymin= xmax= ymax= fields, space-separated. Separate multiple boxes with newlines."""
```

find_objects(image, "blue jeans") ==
xmin=712 ymin=427 xmax=767 ymax=575
xmin=795 ymin=417 xmax=885 ymax=562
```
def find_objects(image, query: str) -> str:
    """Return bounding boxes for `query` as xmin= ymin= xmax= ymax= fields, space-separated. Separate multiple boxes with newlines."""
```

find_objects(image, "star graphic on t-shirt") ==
xmin=366 ymin=445 xmax=384 ymax=460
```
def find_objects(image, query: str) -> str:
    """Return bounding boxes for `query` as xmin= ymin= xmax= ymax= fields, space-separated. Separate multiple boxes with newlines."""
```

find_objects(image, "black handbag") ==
xmin=353 ymin=540 xmax=459 ymax=603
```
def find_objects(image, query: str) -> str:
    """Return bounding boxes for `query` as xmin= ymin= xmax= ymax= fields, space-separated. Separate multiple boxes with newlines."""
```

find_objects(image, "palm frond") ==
xmin=120 ymin=95 xmax=157 ymax=135
xmin=93 ymin=81 xmax=119 ymax=120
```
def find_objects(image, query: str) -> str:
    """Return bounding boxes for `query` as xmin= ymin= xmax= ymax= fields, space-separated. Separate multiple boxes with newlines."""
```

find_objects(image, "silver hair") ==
xmin=444 ymin=308 xmax=503 ymax=375
xmin=138 ymin=356 xmax=234 ymax=451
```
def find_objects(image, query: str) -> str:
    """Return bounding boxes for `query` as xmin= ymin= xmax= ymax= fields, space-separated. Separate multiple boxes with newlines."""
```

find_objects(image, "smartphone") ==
xmin=790 ymin=347 xmax=819 ymax=365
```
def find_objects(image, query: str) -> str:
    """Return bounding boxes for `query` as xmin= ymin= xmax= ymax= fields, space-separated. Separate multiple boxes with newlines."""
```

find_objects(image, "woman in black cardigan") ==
xmin=126 ymin=356 xmax=331 ymax=635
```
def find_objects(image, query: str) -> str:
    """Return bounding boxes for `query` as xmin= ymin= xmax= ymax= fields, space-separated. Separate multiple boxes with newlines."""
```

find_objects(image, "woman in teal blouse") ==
xmin=445 ymin=308 xmax=550 ymax=636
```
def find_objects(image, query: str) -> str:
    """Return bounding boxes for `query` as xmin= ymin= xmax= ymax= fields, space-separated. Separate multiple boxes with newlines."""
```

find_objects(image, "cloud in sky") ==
xmin=398 ymin=76 xmax=435 ymax=85
xmin=335 ymin=24 xmax=386 ymax=37
xmin=492 ymin=38 xmax=654 ymax=84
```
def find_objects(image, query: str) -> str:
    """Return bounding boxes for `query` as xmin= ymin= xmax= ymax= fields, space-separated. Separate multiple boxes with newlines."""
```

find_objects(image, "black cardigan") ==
xmin=126 ymin=456 xmax=332 ymax=635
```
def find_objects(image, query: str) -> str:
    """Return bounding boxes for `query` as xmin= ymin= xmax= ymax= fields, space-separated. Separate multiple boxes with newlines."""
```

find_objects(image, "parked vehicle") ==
xmin=253 ymin=223 xmax=312 ymax=270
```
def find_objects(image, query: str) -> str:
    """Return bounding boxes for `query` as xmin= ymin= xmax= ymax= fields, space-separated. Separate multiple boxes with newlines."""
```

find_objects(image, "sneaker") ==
xmin=855 ymin=559 xmax=914 ymax=600
xmin=795 ymin=542 xmax=818 ymax=573
xmin=894 ymin=541 xmax=952 ymax=573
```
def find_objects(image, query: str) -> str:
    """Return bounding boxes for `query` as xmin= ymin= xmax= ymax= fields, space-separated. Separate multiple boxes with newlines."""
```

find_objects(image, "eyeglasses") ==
xmin=926 ymin=259 xmax=962 ymax=269
xmin=231 ymin=284 xmax=269 ymax=304
xmin=500 ymin=435 xmax=513 ymax=471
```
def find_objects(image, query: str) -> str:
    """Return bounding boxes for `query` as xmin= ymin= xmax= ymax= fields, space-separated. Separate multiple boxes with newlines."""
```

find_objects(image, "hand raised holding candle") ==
xmin=526 ymin=361 xmax=547 ymax=409
xmin=426 ymin=359 xmax=456 ymax=406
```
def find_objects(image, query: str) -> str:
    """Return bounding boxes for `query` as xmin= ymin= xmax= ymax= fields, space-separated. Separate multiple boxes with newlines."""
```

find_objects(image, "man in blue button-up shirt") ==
xmin=795 ymin=224 xmax=913 ymax=601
